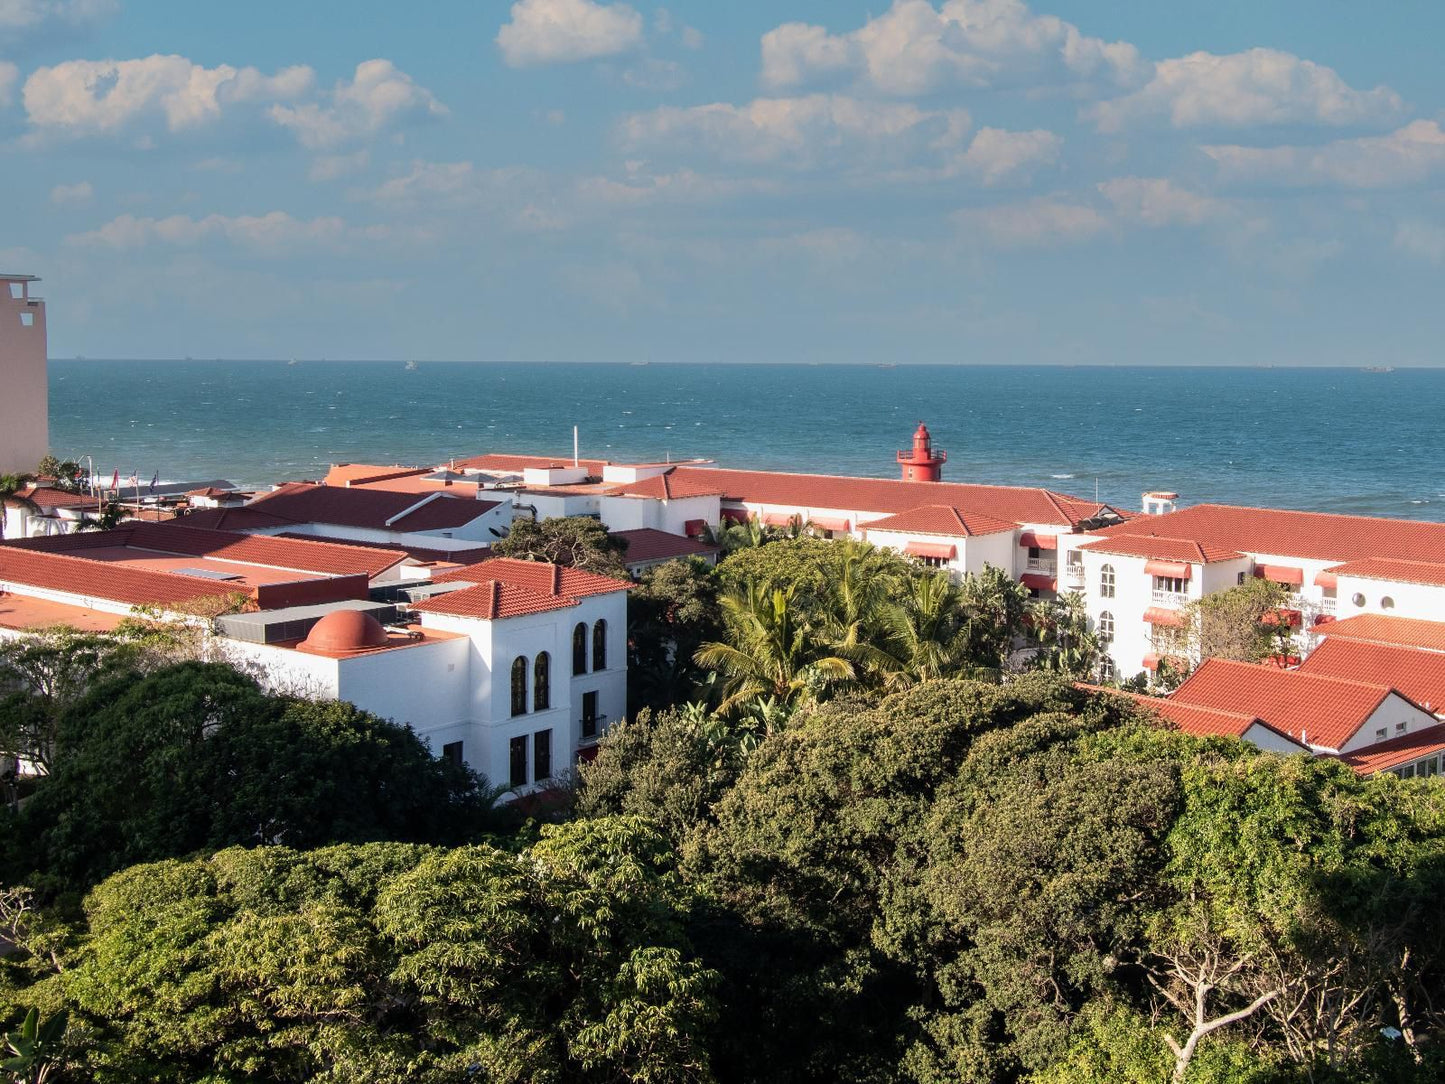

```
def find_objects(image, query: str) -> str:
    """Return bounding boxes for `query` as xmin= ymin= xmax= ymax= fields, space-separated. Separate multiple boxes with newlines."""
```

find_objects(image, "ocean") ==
xmin=46 ymin=360 xmax=1445 ymax=523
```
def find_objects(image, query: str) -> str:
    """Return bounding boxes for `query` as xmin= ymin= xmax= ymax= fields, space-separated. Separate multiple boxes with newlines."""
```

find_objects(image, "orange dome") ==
xmin=300 ymin=609 xmax=391 ymax=655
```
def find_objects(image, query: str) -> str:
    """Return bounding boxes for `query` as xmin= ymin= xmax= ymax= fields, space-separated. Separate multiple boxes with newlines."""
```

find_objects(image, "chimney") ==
xmin=1141 ymin=491 xmax=1179 ymax=516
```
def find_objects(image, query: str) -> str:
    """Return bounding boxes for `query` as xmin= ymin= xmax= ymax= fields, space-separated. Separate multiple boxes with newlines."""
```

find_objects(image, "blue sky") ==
xmin=3 ymin=0 xmax=1444 ymax=365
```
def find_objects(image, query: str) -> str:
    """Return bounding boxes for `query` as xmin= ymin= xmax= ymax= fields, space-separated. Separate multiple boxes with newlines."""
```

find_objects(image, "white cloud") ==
xmin=496 ymin=0 xmax=643 ymax=67
xmin=362 ymin=159 xmax=565 ymax=231
xmin=22 ymin=54 xmax=313 ymax=137
xmin=1395 ymin=221 xmax=1445 ymax=265
xmin=950 ymin=126 xmax=1061 ymax=185
xmin=576 ymin=167 xmax=777 ymax=205
xmin=1097 ymin=176 xmax=1229 ymax=226
xmin=308 ymin=149 xmax=370 ymax=182
xmin=49 ymin=179 xmax=92 ymax=204
xmin=953 ymin=195 xmax=1108 ymax=247
xmin=620 ymin=94 xmax=972 ymax=170
xmin=1204 ymin=120 xmax=1445 ymax=188
xmin=1088 ymin=48 xmax=1402 ymax=132
xmin=760 ymin=0 xmax=1143 ymax=96
xmin=62 ymin=211 xmax=404 ymax=253
xmin=268 ymin=59 xmax=446 ymax=150
xmin=0 ymin=0 xmax=117 ymax=47
xmin=0 ymin=60 xmax=16 ymax=105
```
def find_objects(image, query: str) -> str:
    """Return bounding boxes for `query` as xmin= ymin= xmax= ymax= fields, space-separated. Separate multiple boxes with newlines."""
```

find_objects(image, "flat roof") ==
xmin=0 ymin=593 xmax=126 ymax=634
xmin=0 ymin=273 xmax=40 ymax=282
xmin=74 ymin=546 xmax=333 ymax=590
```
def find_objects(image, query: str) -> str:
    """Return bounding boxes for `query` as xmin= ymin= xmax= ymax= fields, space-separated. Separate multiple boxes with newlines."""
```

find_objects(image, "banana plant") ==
xmin=2 ymin=1007 xmax=68 ymax=1084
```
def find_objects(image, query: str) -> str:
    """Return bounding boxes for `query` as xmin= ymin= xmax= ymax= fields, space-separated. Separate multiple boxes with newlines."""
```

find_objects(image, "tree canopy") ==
xmin=492 ymin=515 xmax=630 ymax=578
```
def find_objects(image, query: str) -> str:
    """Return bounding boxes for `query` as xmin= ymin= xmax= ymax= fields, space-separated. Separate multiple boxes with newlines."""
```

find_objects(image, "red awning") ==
xmin=1142 ymin=653 xmax=1162 ymax=672
xmin=1261 ymin=608 xmax=1302 ymax=628
xmin=1143 ymin=607 xmax=1185 ymax=627
xmin=1020 ymin=573 xmax=1057 ymax=592
xmin=1019 ymin=531 xmax=1058 ymax=551
xmin=808 ymin=516 xmax=851 ymax=533
xmin=1143 ymin=559 xmax=1192 ymax=579
xmin=1256 ymin=564 xmax=1304 ymax=587
xmin=720 ymin=507 xmax=750 ymax=524
xmin=1314 ymin=613 xmax=1336 ymax=627
xmin=1314 ymin=570 xmax=1339 ymax=590
xmin=904 ymin=540 xmax=956 ymax=560
xmin=1142 ymin=653 xmax=1189 ymax=673
xmin=684 ymin=519 xmax=707 ymax=537
xmin=761 ymin=511 xmax=799 ymax=527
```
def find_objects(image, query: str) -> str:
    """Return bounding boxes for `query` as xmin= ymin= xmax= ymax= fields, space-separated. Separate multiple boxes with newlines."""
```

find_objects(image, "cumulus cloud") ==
xmin=496 ymin=0 xmax=643 ymax=67
xmin=362 ymin=159 xmax=565 ymax=231
xmin=1204 ymin=120 xmax=1445 ymax=188
xmin=1087 ymin=48 xmax=1403 ymax=132
xmin=576 ymin=167 xmax=778 ymax=205
xmin=953 ymin=195 xmax=1108 ymax=247
xmin=1097 ymin=176 xmax=1229 ymax=226
xmin=760 ymin=0 xmax=1143 ymax=96
xmin=22 ymin=54 xmax=313 ymax=137
xmin=268 ymin=59 xmax=446 ymax=150
xmin=620 ymin=94 xmax=972 ymax=170
xmin=947 ymin=126 xmax=1060 ymax=184
xmin=49 ymin=179 xmax=92 ymax=204
xmin=63 ymin=211 xmax=401 ymax=253
xmin=308 ymin=149 xmax=370 ymax=182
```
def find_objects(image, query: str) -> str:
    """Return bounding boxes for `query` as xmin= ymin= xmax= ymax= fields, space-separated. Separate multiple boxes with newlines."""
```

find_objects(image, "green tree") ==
xmin=1027 ymin=591 xmax=1101 ymax=677
xmin=956 ymin=564 xmax=1030 ymax=673
xmin=492 ymin=515 xmax=630 ymax=578
xmin=1183 ymin=577 xmax=1292 ymax=665
xmin=872 ymin=571 xmax=973 ymax=688
xmin=627 ymin=557 xmax=722 ymax=714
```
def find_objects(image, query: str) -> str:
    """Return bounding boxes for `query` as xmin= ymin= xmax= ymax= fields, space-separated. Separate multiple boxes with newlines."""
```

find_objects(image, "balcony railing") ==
xmin=1026 ymin=557 xmax=1056 ymax=573
xmin=1151 ymin=590 xmax=1190 ymax=607
xmin=1063 ymin=565 xmax=1085 ymax=588
xmin=579 ymin=715 xmax=609 ymax=743
xmin=1320 ymin=596 xmax=1337 ymax=614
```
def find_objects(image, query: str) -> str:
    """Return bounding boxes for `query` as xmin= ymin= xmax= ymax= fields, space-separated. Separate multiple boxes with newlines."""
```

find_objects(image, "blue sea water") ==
xmin=45 ymin=360 xmax=1445 ymax=522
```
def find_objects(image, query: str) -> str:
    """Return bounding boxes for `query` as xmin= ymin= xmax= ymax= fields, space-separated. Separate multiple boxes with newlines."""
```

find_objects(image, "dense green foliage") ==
xmin=492 ymin=515 xmax=631 ymax=577
xmin=1 ymin=660 xmax=496 ymax=893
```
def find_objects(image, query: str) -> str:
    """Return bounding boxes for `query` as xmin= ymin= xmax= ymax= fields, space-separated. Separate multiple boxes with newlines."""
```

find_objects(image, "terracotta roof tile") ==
xmin=171 ymin=506 xmax=296 ymax=531
xmin=862 ymin=504 xmax=1017 ymax=538
xmin=0 ymin=545 xmax=247 ymax=609
xmin=1171 ymin=658 xmax=1408 ymax=750
xmin=1336 ymin=724 xmax=1445 ymax=775
xmin=1081 ymin=684 xmax=1291 ymax=742
xmin=1299 ymin=639 xmax=1445 ymax=716
xmin=610 ymin=470 xmax=724 ymax=500
xmin=612 ymin=528 xmax=718 ymax=564
xmin=1327 ymin=557 xmax=1445 ymax=588
xmin=1077 ymin=534 xmax=1243 ymax=564
xmin=669 ymin=465 xmax=1109 ymax=528
xmin=410 ymin=580 xmax=580 ymax=619
xmin=454 ymin=452 xmax=610 ymax=473
xmin=322 ymin=464 xmax=430 ymax=487
xmin=244 ymin=482 xmax=501 ymax=533
xmin=1316 ymin=614 xmax=1445 ymax=653
xmin=434 ymin=556 xmax=631 ymax=598
xmin=1097 ymin=503 xmax=1445 ymax=564
xmin=273 ymin=532 xmax=491 ymax=567
xmin=10 ymin=486 xmax=95 ymax=510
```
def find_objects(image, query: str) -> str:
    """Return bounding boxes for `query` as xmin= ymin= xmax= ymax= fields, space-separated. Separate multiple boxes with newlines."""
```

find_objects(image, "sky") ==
xmin=3 ymin=0 xmax=1445 ymax=365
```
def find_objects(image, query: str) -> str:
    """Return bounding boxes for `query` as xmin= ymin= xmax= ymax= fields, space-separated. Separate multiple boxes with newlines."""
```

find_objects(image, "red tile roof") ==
xmin=1336 ymin=724 xmax=1445 ymax=775
xmin=246 ymin=482 xmax=501 ymax=532
xmin=1299 ymin=638 xmax=1445 ymax=716
xmin=1097 ymin=503 xmax=1445 ymax=564
xmin=454 ymin=452 xmax=610 ymax=474
xmin=1171 ymin=658 xmax=1410 ymax=750
xmin=410 ymin=580 xmax=580 ymax=619
xmin=434 ymin=556 xmax=631 ymax=598
xmin=669 ymin=465 xmax=1112 ymax=528
xmin=1317 ymin=614 xmax=1445 ymax=653
xmin=1327 ymin=557 xmax=1445 ymax=588
xmin=610 ymin=470 xmax=724 ymax=500
xmin=1082 ymin=684 xmax=1284 ymax=741
xmin=0 ymin=545 xmax=247 ymax=608
xmin=171 ymin=505 xmax=296 ymax=531
xmin=612 ymin=528 xmax=718 ymax=564
xmin=16 ymin=524 xmax=403 ymax=578
xmin=861 ymin=504 xmax=1016 ymax=538
xmin=11 ymin=485 xmax=95 ymax=510
xmin=322 ymin=464 xmax=430 ymax=487
xmin=1078 ymin=534 xmax=1243 ymax=563
xmin=273 ymin=532 xmax=492 ymax=567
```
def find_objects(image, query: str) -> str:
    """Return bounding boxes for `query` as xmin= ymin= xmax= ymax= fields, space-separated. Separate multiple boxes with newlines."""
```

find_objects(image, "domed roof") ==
xmin=300 ymin=609 xmax=391 ymax=654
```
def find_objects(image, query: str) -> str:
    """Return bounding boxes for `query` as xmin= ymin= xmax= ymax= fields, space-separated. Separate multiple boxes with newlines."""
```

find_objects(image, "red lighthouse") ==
xmin=897 ymin=422 xmax=946 ymax=482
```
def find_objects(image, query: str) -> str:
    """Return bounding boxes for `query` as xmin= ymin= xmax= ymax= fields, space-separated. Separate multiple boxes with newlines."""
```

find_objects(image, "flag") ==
xmin=148 ymin=472 xmax=159 ymax=494
xmin=127 ymin=472 xmax=138 ymax=489
xmin=110 ymin=469 xmax=119 ymax=491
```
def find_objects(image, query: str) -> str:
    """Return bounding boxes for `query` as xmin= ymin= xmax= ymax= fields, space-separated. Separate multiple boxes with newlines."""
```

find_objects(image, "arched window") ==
xmin=1098 ymin=611 xmax=1114 ymax=644
xmin=573 ymin=622 xmax=588 ymax=675
xmin=1382 ymin=596 xmax=1396 ymax=610
xmin=534 ymin=652 xmax=551 ymax=712
xmin=510 ymin=656 xmax=528 ymax=717
xmin=593 ymin=619 xmax=608 ymax=671
xmin=1100 ymin=564 xmax=1116 ymax=599
xmin=1099 ymin=656 xmax=1116 ymax=682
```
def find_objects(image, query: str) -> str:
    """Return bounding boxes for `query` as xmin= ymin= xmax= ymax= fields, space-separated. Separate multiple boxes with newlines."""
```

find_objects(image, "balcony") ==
xmin=579 ymin=714 xmax=609 ymax=743
xmin=1151 ymin=589 xmax=1190 ymax=607
xmin=1063 ymin=564 xmax=1085 ymax=589
xmin=1320 ymin=596 xmax=1337 ymax=614
xmin=1026 ymin=557 xmax=1056 ymax=573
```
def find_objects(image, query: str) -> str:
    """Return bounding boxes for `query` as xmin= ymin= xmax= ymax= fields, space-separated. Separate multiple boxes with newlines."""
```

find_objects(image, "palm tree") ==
xmin=719 ymin=514 xmax=768 ymax=554
xmin=1026 ymin=591 xmax=1100 ymax=677
xmin=871 ymin=571 xmax=975 ymax=687
xmin=694 ymin=581 xmax=855 ymax=721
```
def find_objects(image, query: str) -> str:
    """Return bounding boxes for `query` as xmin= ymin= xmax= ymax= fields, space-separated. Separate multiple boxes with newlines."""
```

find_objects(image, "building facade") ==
xmin=0 ymin=274 xmax=48 ymax=475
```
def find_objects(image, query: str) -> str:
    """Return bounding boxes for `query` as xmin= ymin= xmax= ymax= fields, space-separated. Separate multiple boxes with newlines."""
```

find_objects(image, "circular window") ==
xmin=1352 ymin=592 xmax=1366 ymax=608
xmin=1382 ymin=596 xmax=1395 ymax=610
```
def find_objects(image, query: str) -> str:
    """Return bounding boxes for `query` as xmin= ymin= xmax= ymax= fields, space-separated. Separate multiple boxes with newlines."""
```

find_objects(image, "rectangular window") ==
xmin=1376 ymin=728 xmax=1388 ymax=741
xmin=533 ymin=729 xmax=552 ymax=781
xmin=1028 ymin=546 xmax=1040 ymax=560
xmin=8 ymin=283 xmax=22 ymax=300
xmin=19 ymin=312 xmax=34 ymax=327
xmin=1401 ymin=765 xmax=1417 ymax=780
xmin=1237 ymin=572 xmax=1247 ymax=586
xmin=1425 ymin=757 xmax=1440 ymax=777
xmin=581 ymin=690 xmax=599 ymax=739
xmin=509 ymin=735 xmax=528 ymax=788
xmin=1396 ymin=722 xmax=1408 ymax=735
xmin=1153 ymin=576 xmax=1187 ymax=594
xmin=442 ymin=740 xmax=463 ymax=766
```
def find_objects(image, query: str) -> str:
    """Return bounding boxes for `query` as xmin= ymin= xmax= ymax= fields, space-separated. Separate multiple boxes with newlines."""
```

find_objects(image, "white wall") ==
xmin=1334 ymin=575 xmax=1445 ymax=623
xmin=1335 ymin=694 xmax=1438 ymax=754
